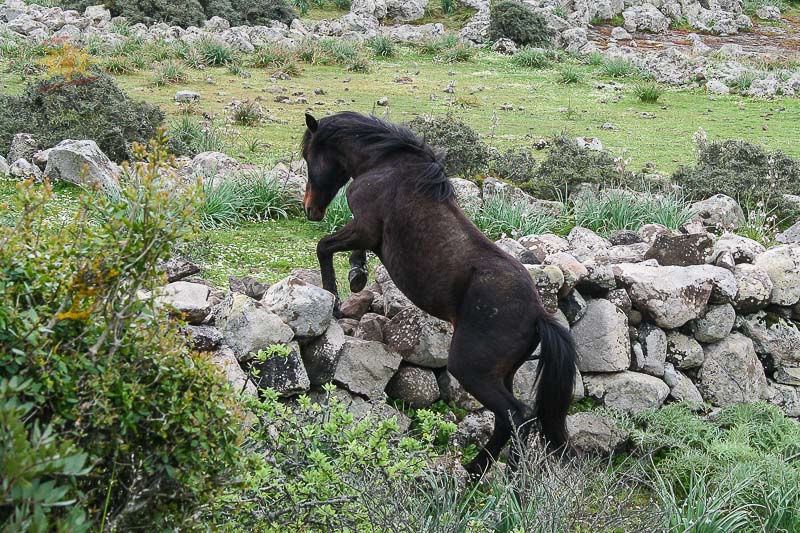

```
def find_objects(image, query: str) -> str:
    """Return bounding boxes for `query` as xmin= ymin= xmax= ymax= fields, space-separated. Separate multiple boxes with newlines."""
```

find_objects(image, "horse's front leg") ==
xmin=348 ymin=250 xmax=369 ymax=293
xmin=316 ymin=221 xmax=367 ymax=316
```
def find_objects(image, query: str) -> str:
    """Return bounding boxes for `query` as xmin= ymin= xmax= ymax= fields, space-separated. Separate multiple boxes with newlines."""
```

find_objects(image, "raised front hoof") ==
xmin=348 ymin=266 xmax=368 ymax=293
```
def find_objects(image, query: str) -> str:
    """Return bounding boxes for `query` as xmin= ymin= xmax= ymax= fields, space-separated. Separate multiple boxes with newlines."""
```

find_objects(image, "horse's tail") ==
xmin=533 ymin=313 xmax=577 ymax=450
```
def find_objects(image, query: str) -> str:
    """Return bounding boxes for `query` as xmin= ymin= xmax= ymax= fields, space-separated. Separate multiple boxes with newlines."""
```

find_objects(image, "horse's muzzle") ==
xmin=304 ymin=205 xmax=325 ymax=222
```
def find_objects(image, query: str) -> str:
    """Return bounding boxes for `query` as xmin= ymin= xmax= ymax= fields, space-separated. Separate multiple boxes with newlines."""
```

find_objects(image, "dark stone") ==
xmin=229 ymin=275 xmax=269 ymax=300
xmin=184 ymin=325 xmax=223 ymax=351
xmin=339 ymin=290 xmax=375 ymax=320
xmin=644 ymin=233 xmax=713 ymax=267
xmin=355 ymin=312 xmax=388 ymax=342
xmin=338 ymin=318 xmax=359 ymax=336
xmin=159 ymin=256 xmax=200 ymax=282
xmin=608 ymin=230 xmax=643 ymax=246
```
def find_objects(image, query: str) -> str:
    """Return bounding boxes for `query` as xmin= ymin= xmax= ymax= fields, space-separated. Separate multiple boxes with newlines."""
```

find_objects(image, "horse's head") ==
xmin=301 ymin=113 xmax=349 ymax=222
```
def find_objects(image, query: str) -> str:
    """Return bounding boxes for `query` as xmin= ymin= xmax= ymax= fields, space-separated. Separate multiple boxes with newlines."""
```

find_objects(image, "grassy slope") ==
xmin=3 ymin=43 xmax=800 ymax=287
xmin=2 ymin=50 xmax=789 ymax=174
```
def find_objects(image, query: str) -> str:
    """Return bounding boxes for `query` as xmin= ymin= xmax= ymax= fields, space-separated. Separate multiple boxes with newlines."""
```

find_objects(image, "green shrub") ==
xmin=571 ymin=188 xmax=694 ymax=235
xmin=194 ymin=37 xmax=237 ymax=66
xmin=0 ymin=72 xmax=163 ymax=162
xmin=102 ymin=54 xmax=137 ymax=74
xmin=199 ymin=169 xmax=296 ymax=227
xmin=168 ymin=113 xmax=227 ymax=156
xmin=251 ymin=43 xmax=300 ymax=75
xmin=559 ymin=65 xmax=581 ymax=84
xmin=151 ymin=59 xmax=188 ymax=86
xmin=112 ymin=0 xmax=207 ymax=27
xmin=673 ymin=140 xmax=800 ymax=209
xmin=232 ymin=0 xmax=298 ymax=26
xmin=492 ymin=148 xmax=538 ymax=184
xmin=437 ymin=42 xmax=474 ymax=63
xmin=207 ymin=384 xmax=455 ymax=531
xmin=468 ymin=191 xmax=561 ymax=239
xmin=488 ymin=0 xmax=553 ymax=47
xmin=634 ymin=81 xmax=663 ymax=103
xmin=231 ymin=100 xmax=263 ymax=126
xmin=531 ymin=136 xmax=628 ymax=199
xmin=511 ymin=47 xmax=552 ymax=68
xmin=407 ymin=114 xmax=489 ymax=177
xmin=602 ymin=56 xmax=637 ymax=78
xmin=367 ymin=35 xmax=396 ymax=58
xmin=0 ymin=377 xmax=90 ymax=532
xmin=0 ymin=137 xmax=244 ymax=529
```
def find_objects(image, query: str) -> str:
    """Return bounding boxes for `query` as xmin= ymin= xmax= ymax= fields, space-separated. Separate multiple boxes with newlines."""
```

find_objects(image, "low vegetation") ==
xmin=488 ymin=0 xmax=553 ymax=47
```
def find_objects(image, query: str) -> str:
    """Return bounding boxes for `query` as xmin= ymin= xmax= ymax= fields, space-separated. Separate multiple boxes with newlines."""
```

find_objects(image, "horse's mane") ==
xmin=305 ymin=112 xmax=454 ymax=202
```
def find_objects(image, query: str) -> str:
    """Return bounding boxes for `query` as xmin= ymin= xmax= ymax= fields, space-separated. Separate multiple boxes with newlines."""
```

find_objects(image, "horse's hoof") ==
xmin=348 ymin=266 xmax=368 ymax=293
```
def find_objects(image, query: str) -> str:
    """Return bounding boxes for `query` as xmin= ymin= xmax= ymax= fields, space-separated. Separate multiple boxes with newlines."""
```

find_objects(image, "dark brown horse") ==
xmin=301 ymin=111 xmax=576 ymax=475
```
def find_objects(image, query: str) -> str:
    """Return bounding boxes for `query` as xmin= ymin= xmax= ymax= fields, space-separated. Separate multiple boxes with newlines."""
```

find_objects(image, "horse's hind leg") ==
xmin=448 ymin=328 xmax=532 ymax=477
xmin=348 ymin=250 xmax=369 ymax=293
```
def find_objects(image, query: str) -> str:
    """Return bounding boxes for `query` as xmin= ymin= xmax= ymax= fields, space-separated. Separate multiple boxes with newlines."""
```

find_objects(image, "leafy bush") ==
xmin=488 ymin=0 xmax=553 ymax=47
xmin=207 ymin=384 xmax=456 ymax=531
xmin=0 ymin=72 xmax=163 ymax=162
xmin=531 ymin=136 xmax=629 ymax=199
xmin=194 ymin=37 xmax=237 ymax=66
xmin=492 ymin=148 xmax=538 ymax=184
xmin=0 ymin=377 xmax=90 ymax=532
xmin=673 ymin=140 xmax=800 ymax=209
xmin=61 ymin=0 xmax=298 ymax=27
xmin=407 ymin=114 xmax=489 ymax=177
xmin=0 ymin=136 xmax=245 ymax=530
xmin=437 ymin=42 xmax=474 ymax=63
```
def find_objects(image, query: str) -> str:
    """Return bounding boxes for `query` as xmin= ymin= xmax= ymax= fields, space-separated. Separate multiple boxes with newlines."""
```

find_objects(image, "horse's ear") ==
xmin=305 ymin=113 xmax=318 ymax=133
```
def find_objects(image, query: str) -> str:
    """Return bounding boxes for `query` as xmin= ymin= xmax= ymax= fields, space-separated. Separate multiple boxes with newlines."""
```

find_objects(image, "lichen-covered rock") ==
xmin=777 ymin=221 xmax=800 ymax=245
xmin=10 ymin=158 xmax=42 ymax=181
xmin=765 ymin=381 xmax=800 ymax=418
xmin=450 ymin=177 xmax=482 ymax=211
xmin=384 ymin=307 xmax=452 ymax=368
xmin=525 ymin=264 xmax=564 ymax=312
xmin=712 ymin=233 xmax=765 ymax=264
xmin=644 ymin=232 xmax=713 ymax=266
xmin=158 ymin=256 xmax=200 ymax=283
xmin=7 ymin=133 xmax=38 ymax=163
xmin=636 ymin=322 xmax=667 ymax=377
xmin=692 ymin=303 xmax=735 ymax=343
xmin=613 ymin=263 xmax=735 ymax=329
xmin=572 ymin=299 xmax=630 ymax=373
xmin=567 ymin=227 xmax=611 ymax=262
xmin=44 ymin=139 xmax=119 ymax=190
xmin=731 ymin=263 xmax=773 ymax=313
xmin=301 ymin=321 xmax=346 ymax=385
xmin=753 ymin=245 xmax=800 ymax=307
xmin=736 ymin=311 xmax=800 ymax=369
xmin=544 ymin=251 xmax=587 ymax=294
xmin=249 ymin=341 xmax=310 ymax=397
xmin=566 ymin=412 xmax=629 ymax=456
xmin=215 ymin=293 xmax=294 ymax=361
xmin=666 ymin=330 xmax=705 ymax=369
xmin=495 ymin=238 xmax=538 ymax=265
xmin=212 ymin=346 xmax=256 ymax=397
xmin=438 ymin=370 xmax=482 ymax=411
xmin=579 ymin=260 xmax=616 ymax=293
xmin=262 ymin=274 xmax=335 ymax=338
xmin=385 ymin=365 xmax=440 ymax=407
xmin=690 ymin=194 xmax=745 ymax=230
xmin=450 ymin=410 xmax=494 ymax=449
xmin=623 ymin=3 xmax=669 ymax=33
xmin=375 ymin=265 xmax=414 ymax=317
xmin=154 ymin=281 xmax=211 ymax=325
xmin=518 ymin=233 xmax=569 ymax=263
xmin=583 ymin=372 xmax=670 ymax=414
xmin=559 ymin=289 xmax=587 ymax=324
xmin=190 ymin=151 xmax=240 ymax=177
xmin=699 ymin=333 xmax=767 ymax=407
xmin=184 ymin=325 xmax=224 ymax=352
xmin=334 ymin=337 xmax=402 ymax=399
xmin=668 ymin=368 xmax=704 ymax=409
